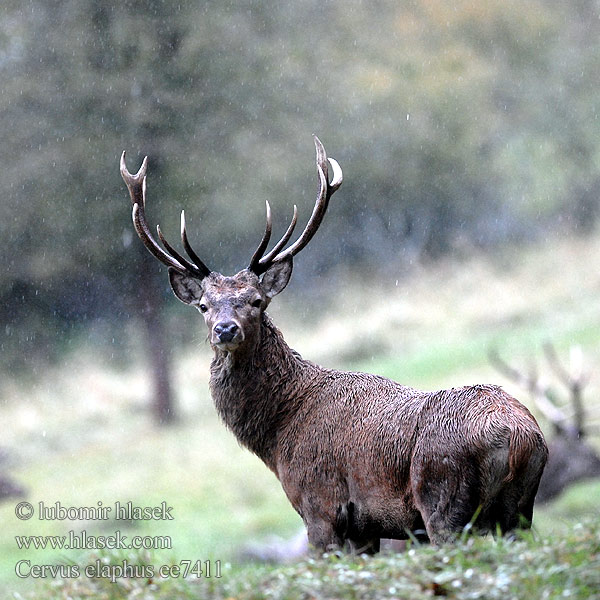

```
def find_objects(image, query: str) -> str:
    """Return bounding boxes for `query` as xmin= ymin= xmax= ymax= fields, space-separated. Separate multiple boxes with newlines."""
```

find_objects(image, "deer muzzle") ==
xmin=212 ymin=320 xmax=243 ymax=348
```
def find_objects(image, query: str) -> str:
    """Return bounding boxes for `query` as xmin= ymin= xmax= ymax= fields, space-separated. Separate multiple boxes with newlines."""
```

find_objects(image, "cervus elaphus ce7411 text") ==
xmin=120 ymin=137 xmax=548 ymax=553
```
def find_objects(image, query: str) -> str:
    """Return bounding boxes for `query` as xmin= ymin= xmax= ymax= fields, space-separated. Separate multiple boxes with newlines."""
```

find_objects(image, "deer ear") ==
xmin=168 ymin=268 xmax=204 ymax=305
xmin=261 ymin=256 xmax=293 ymax=299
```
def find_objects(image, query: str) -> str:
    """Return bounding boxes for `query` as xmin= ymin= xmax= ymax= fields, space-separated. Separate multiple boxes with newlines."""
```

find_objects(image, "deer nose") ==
xmin=213 ymin=321 xmax=239 ymax=343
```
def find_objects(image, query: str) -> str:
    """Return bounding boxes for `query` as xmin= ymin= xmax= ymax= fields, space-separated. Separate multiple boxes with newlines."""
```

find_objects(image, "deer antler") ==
xmin=543 ymin=343 xmax=590 ymax=437
xmin=489 ymin=349 xmax=570 ymax=434
xmin=120 ymin=152 xmax=211 ymax=279
xmin=248 ymin=135 xmax=342 ymax=275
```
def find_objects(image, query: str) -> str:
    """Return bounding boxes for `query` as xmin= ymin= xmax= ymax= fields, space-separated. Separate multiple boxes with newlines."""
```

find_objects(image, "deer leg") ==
xmin=304 ymin=516 xmax=344 ymax=553
xmin=334 ymin=500 xmax=381 ymax=554
xmin=515 ymin=455 xmax=545 ymax=530
xmin=487 ymin=482 xmax=538 ymax=536
xmin=413 ymin=465 xmax=481 ymax=544
xmin=347 ymin=537 xmax=380 ymax=555
xmin=517 ymin=486 xmax=538 ymax=528
xmin=486 ymin=448 xmax=545 ymax=536
xmin=482 ymin=492 xmax=519 ymax=536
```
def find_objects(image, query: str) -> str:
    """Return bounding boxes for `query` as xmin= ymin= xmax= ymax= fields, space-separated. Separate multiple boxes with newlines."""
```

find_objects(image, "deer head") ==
xmin=120 ymin=136 xmax=342 ymax=353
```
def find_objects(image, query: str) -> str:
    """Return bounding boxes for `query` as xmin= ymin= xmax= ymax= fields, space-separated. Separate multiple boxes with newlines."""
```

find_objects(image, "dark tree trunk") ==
xmin=138 ymin=252 xmax=176 ymax=425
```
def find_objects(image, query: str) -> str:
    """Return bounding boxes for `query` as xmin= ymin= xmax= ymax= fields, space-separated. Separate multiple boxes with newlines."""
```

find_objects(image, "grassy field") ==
xmin=2 ymin=230 xmax=600 ymax=598
xmin=17 ymin=515 xmax=600 ymax=599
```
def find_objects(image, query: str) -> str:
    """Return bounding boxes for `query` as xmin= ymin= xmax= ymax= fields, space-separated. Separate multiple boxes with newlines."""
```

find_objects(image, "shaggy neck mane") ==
xmin=209 ymin=312 xmax=317 ymax=469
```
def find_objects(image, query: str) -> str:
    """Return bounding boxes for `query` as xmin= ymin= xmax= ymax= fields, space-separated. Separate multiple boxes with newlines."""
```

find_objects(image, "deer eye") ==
xmin=199 ymin=303 xmax=208 ymax=313
xmin=251 ymin=298 xmax=262 ymax=308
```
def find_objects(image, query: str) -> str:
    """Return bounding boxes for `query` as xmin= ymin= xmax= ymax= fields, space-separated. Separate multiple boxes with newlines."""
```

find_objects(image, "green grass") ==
xmin=3 ymin=231 xmax=600 ymax=598
xmin=1 ymin=409 xmax=304 ymax=596
xmin=26 ymin=518 xmax=600 ymax=599
xmin=534 ymin=479 xmax=600 ymax=536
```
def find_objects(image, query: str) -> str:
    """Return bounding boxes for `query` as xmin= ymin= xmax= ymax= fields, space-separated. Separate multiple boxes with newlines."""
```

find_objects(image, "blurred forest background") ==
xmin=1 ymin=0 xmax=600 ymax=421
xmin=2 ymin=1 xmax=600 ymax=596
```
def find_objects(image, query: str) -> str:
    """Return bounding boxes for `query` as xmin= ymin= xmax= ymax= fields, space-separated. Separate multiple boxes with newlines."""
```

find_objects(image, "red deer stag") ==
xmin=120 ymin=137 xmax=548 ymax=552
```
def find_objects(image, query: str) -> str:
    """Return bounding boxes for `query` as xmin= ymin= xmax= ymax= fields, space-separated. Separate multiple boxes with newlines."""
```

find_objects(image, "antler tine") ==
xmin=248 ymin=201 xmax=273 ymax=273
xmin=273 ymin=136 xmax=341 ymax=262
xmin=120 ymin=151 xmax=148 ymax=208
xmin=543 ymin=342 xmax=591 ymax=390
xmin=181 ymin=211 xmax=211 ymax=278
xmin=156 ymin=223 xmax=205 ymax=275
xmin=489 ymin=349 xmax=569 ymax=433
xmin=261 ymin=205 xmax=298 ymax=265
xmin=543 ymin=342 xmax=589 ymax=437
xmin=131 ymin=203 xmax=186 ymax=272
xmin=121 ymin=152 xmax=210 ymax=278
xmin=250 ymin=136 xmax=342 ymax=275
xmin=489 ymin=349 xmax=534 ymax=392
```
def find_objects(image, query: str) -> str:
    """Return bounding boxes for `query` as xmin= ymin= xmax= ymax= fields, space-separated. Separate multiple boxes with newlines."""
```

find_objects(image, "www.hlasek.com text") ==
xmin=15 ymin=529 xmax=171 ymax=551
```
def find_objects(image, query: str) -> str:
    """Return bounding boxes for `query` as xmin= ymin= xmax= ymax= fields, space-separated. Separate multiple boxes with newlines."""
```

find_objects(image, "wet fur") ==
xmin=210 ymin=311 xmax=548 ymax=550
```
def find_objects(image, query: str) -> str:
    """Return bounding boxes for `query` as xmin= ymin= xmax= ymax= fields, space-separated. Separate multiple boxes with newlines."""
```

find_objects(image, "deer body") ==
xmin=121 ymin=137 xmax=548 ymax=551
xmin=209 ymin=304 xmax=545 ymax=550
